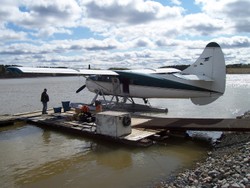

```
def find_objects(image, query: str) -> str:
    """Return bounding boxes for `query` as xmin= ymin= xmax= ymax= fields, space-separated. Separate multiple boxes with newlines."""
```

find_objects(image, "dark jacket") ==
xmin=41 ymin=92 xmax=49 ymax=103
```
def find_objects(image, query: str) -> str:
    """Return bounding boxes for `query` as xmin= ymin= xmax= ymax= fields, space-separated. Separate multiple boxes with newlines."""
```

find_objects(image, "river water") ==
xmin=0 ymin=75 xmax=249 ymax=188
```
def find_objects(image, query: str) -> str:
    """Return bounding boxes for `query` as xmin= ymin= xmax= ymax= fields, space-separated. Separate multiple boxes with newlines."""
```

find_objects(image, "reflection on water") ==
xmin=0 ymin=124 xmax=208 ymax=188
xmin=0 ymin=75 xmax=250 ymax=187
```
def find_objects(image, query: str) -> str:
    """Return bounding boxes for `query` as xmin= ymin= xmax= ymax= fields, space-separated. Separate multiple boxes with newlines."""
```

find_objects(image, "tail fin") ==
xmin=183 ymin=42 xmax=226 ymax=105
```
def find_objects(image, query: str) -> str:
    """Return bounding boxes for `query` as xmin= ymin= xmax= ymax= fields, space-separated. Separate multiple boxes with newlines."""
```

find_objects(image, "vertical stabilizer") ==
xmin=183 ymin=42 xmax=226 ymax=105
xmin=183 ymin=42 xmax=226 ymax=94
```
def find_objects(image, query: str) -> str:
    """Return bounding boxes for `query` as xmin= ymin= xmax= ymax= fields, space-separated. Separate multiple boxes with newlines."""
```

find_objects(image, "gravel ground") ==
xmin=156 ymin=112 xmax=250 ymax=188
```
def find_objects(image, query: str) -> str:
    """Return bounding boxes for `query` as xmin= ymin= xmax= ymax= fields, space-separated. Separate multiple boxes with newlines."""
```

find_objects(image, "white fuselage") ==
xmin=86 ymin=73 xmax=218 ymax=99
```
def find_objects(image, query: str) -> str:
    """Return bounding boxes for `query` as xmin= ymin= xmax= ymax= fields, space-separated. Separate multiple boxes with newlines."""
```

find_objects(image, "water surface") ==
xmin=0 ymin=124 xmax=207 ymax=188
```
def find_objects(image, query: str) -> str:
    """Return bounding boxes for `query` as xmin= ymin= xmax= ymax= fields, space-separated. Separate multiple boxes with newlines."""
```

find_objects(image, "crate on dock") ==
xmin=96 ymin=111 xmax=131 ymax=137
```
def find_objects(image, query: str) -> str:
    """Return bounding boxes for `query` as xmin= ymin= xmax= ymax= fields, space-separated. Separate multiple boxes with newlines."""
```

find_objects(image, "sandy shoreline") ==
xmin=157 ymin=112 xmax=250 ymax=188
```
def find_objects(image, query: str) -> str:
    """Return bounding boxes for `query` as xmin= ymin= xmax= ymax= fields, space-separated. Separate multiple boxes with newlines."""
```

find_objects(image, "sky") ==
xmin=1 ymin=0 xmax=250 ymax=69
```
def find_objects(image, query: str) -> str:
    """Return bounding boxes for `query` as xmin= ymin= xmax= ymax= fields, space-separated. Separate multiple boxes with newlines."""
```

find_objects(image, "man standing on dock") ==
xmin=41 ymin=88 xmax=49 ymax=114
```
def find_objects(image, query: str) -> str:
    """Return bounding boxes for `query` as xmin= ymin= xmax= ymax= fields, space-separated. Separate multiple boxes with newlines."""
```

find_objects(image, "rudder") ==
xmin=183 ymin=42 xmax=226 ymax=105
xmin=183 ymin=42 xmax=226 ymax=94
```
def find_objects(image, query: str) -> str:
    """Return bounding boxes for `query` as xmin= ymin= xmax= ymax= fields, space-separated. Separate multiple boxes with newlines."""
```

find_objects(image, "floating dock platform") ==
xmin=1 ymin=109 xmax=250 ymax=147
xmin=1 ymin=109 xmax=161 ymax=147
xmin=26 ymin=113 xmax=159 ymax=147
xmin=134 ymin=117 xmax=250 ymax=132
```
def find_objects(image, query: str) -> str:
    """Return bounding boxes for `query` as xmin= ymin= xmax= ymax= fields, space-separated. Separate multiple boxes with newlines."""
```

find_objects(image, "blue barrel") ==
xmin=53 ymin=107 xmax=62 ymax=113
xmin=62 ymin=101 xmax=70 ymax=112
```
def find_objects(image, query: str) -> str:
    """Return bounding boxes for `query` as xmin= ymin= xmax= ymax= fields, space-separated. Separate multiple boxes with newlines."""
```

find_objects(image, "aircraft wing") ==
xmin=7 ymin=66 xmax=119 ymax=76
xmin=118 ymin=68 xmax=181 ymax=74
xmin=7 ymin=67 xmax=80 ymax=74
xmin=78 ymin=68 xmax=180 ymax=75
xmin=7 ymin=67 xmax=179 ymax=76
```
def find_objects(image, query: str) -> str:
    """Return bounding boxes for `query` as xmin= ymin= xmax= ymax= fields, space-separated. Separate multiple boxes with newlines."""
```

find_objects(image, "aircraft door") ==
xmin=112 ymin=77 xmax=121 ymax=95
xmin=121 ymin=78 xmax=130 ymax=94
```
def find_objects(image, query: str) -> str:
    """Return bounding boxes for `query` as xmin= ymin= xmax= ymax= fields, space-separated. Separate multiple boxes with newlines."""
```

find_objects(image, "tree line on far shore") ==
xmin=1 ymin=63 xmax=250 ymax=77
xmin=161 ymin=64 xmax=250 ymax=71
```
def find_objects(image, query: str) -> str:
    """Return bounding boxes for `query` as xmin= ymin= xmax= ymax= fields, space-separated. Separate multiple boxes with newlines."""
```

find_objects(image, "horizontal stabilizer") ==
xmin=78 ymin=69 xmax=118 ymax=75
xmin=191 ymin=96 xmax=220 ymax=105
xmin=174 ymin=73 xmax=213 ymax=81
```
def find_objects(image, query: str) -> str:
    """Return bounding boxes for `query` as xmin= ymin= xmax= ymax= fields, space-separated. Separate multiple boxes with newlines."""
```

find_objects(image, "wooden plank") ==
xmin=13 ymin=108 xmax=75 ymax=118
xmin=14 ymin=109 xmax=53 ymax=116
xmin=131 ymin=117 xmax=152 ymax=127
xmin=123 ymin=129 xmax=156 ymax=141
xmin=134 ymin=118 xmax=250 ymax=131
xmin=0 ymin=115 xmax=15 ymax=126
xmin=27 ymin=116 xmax=55 ymax=122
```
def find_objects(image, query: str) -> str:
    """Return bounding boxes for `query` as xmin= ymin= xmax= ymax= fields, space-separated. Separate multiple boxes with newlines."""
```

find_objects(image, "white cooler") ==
xmin=96 ymin=111 xmax=131 ymax=137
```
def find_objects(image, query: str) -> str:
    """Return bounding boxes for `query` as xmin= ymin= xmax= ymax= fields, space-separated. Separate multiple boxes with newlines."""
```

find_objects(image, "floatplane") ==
xmin=7 ymin=42 xmax=226 ymax=111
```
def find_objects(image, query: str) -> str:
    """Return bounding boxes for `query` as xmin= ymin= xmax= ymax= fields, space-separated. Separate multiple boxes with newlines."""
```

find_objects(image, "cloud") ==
xmin=170 ymin=0 xmax=181 ymax=5
xmin=83 ymin=0 xmax=183 ymax=25
xmin=195 ymin=0 xmax=250 ymax=33
xmin=84 ymin=38 xmax=119 ymax=51
xmin=0 ymin=0 xmax=82 ymax=37
xmin=224 ymin=0 xmax=250 ymax=32
xmin=35 ymin=27 xmax=73 ymax=38
xmin=0 ymin=29 xmax=27 ymax=42
xmin=217 ymin=36 xmax=250 ymax=48
xmin=182 ymin=13 xmax=225 ymax=36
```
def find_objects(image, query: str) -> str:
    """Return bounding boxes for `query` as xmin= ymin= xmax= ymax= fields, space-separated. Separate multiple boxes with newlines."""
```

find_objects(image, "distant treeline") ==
xmin=1 ymin=64 xmax=250 ymax=77
xmin=162 ymin=64 xmax=250 ymax=70
xmin=226 ymin=64 xmax=250 ymax=68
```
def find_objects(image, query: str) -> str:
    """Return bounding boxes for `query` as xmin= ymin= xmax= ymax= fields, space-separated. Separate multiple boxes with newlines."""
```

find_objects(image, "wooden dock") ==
xmin=0 ymin=109 xmax=54 ymax=126
xmin=1 ymin=109 xmax=250 ymax=147
xmin=26 ymin=114 xmax=158 ymax=147
xmin=0 ymin=109 xmax=159 ymax=147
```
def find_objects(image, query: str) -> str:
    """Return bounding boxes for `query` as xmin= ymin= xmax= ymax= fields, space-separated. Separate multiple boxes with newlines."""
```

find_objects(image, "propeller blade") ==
xmin=76 ymin=85 xmax=86 ymax=93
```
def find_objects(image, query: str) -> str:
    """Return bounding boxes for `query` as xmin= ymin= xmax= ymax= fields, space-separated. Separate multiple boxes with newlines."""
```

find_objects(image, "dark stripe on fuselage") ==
xmin=115 ymin=71 xmax=216 ymax=93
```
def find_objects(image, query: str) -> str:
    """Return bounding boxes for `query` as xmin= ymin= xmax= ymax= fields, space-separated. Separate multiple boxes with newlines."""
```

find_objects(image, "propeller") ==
xmin=76 ymin=84 xmax=86 ymax=93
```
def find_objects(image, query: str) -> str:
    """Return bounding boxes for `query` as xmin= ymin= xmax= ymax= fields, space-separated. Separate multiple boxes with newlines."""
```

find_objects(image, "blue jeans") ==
xmin=42 ymin=102 xmax=48 ymax=114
